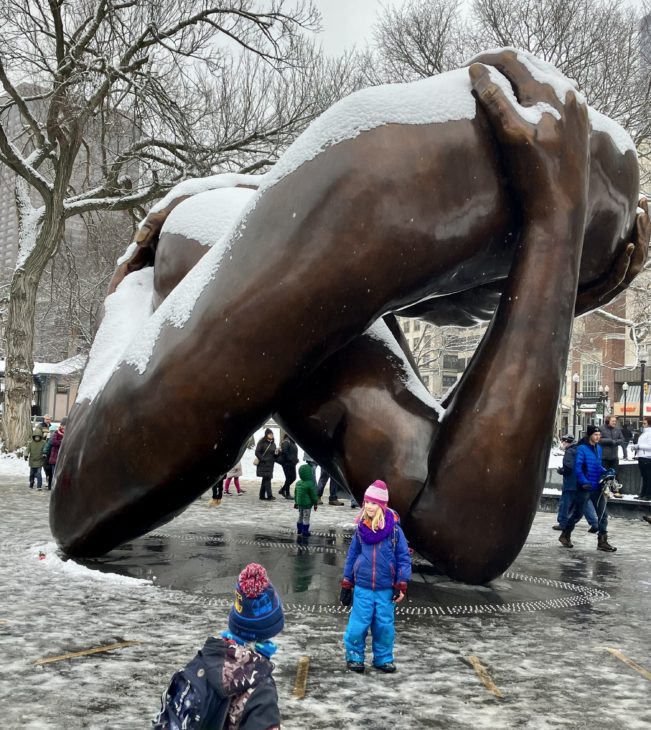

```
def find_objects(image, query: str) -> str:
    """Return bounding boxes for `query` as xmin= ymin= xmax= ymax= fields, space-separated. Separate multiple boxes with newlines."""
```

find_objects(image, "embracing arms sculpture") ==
xmin=50 ymin=49 xmax=649 ymax=584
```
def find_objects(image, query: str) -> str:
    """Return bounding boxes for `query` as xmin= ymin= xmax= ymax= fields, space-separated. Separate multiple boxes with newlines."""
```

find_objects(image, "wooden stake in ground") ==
xmin=468 ymin=655 xmax=504 ymax=699
xmin=604 ymin=647 xmax=651 ymax=682
xmin=34 ymin=640 xmax=142 ymax=666
xmin=292 ymin=655 xmax=310 ymax=699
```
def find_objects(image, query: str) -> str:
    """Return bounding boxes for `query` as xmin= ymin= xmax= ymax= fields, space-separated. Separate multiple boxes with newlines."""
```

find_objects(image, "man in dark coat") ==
xmin=255 ymin=428 xmax=279 ymax=501
xmin=278 ymin=434 xmax=298 ymax=500
xmin=600 ymin=415 xmax=625 ymax=497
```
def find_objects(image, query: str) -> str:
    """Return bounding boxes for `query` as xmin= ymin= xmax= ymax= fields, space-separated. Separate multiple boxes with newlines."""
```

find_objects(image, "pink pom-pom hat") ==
xmin=364 ymin=479 xmax=389 ymax=510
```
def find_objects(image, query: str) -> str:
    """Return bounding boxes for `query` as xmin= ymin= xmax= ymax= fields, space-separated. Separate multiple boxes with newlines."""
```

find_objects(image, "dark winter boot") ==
xmin=559 ymin=530 xmax=573 ymax=548
xmin=597 ymin=533 xmax=617 ymax=552
xmin=29 ymin=482 xmax=34 ymax=489
xmin=296 ymin=522 xmax=303 ymax=535
xmin=301 ymin=523 xmax=310 ymax=537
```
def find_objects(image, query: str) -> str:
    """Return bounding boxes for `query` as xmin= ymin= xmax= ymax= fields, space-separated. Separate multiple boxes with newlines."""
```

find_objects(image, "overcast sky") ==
xmin=317 ymin=0 xmax=384 ymax=54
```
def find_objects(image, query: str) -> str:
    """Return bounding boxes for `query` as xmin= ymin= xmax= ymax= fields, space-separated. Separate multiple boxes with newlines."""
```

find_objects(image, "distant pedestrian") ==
xmin=293 ymin=464 xmax=318 ymax=538
xmin=225 ymin=461 xmax=245 ymax=495
xmin=25 ymin=428 xmax=46 ymax=490
xmin=633 ymin=415 xmax=651 ymax=501
xmin=210 ymin=477 xmax=224 ymax=506
xmin=278 ymin=434 xmax=298 ymax=500
xmin=621 ymin=421 xmax=633 ymax=445
xmin=43 ymin=418 xmax=67 ymax=483
xmin=35 ymin=414 xmax=51 ymax=436
xmin=153 ymin=562 xmax=283 ymax=730
xmin=553 ymin=434 xmax=598 ymax=533
xmin=600 ymin=415 xmax=626 ymax=496
xmin=317 ymin=469 xmax=344 ymax=506
xmin=255 ymin=429 xmax=279 ymax=501
xmin=559 ymin=425 xmax=617 ymax=552
xmin=340 ymin=480 xmax=411 ymax=674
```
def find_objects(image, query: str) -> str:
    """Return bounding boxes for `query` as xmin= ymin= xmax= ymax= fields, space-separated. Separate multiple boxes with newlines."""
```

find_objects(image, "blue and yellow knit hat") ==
xmin=228 ymin=563 xmax=284 ymax=642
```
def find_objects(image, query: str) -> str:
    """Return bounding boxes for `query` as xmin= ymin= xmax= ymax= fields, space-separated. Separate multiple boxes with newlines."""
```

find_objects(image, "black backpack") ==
xmin=152 ymin=653 xmax=229 ymax=730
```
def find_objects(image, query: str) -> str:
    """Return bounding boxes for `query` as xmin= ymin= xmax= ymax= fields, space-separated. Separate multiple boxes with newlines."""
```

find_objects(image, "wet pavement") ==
xmin=1 ymin=465 xmax=651 ymax=729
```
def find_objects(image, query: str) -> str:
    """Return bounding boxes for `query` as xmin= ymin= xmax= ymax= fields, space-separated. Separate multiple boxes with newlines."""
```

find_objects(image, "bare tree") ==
xmin=469 ymin=0 xmax=651 ymax=180
xmin=360 ymin=0 xmax=467 ymax=85
xmin=0 ymin=0 xmax=360 ymax=450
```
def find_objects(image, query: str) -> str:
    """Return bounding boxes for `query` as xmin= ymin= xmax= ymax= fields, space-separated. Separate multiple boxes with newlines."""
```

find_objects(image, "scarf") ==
xmin=357 ymin=508 xmax=394 ymax=545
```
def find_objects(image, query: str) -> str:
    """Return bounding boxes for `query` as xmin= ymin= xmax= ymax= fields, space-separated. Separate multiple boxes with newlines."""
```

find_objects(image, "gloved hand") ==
xmin=340 ymin=579 xmax=353 ymax=606
xmin=556 ymin=467 xmax=564 ymax=475
xmin=313 ymin=504 xmax=318 ymax=511
xmin=293 ymin=503 xmax=298 ymax=509
xmin=392 ymin=582 xmax=408 ymax=603
xmin=581 ymin=483 xmax=592 ymax=491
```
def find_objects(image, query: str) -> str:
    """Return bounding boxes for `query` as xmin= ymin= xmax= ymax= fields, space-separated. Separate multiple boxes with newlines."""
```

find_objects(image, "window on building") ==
xmin=414 ymin=320 xmax=421 ymax=332
xmin=403 ymin=320 xmax=411 ymax=333
xmin=442 ymin=374 xmax=458 ymax=389
xmin=581 ymin=363 xmax=600 ymax=396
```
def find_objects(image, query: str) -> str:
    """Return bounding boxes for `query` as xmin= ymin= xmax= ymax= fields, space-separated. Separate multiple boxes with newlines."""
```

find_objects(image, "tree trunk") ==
xmin=2 ymin=268 xmax=39 ymax=451
xmin=2 ymin=204 xmax=64 ymax=452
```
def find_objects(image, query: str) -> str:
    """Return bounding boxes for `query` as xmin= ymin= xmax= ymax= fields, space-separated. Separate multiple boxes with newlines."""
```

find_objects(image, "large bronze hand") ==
xmin=405 ymin=55 xmax=591 ymax=582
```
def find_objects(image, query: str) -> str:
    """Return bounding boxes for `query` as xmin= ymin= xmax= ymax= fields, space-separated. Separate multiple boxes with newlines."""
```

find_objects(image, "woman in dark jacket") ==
xmin=255 ymin=429 xmax=279 ymax=501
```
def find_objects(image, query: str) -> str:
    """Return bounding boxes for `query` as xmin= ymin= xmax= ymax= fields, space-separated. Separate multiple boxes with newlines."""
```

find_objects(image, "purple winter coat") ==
xmin=47 ymin=428 xmax=64 ymax=465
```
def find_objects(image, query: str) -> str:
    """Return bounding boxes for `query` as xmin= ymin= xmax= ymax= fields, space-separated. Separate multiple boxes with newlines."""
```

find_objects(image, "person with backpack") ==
xmin=153 ymin=562 xmax=283 ymax=730
xmin=339 ymin=480 xmax=411 ymax=674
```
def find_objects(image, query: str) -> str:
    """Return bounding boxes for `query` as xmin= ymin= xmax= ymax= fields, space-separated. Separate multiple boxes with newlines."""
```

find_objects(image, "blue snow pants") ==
xmin=343 ymin=585 xmax=395 ymax=666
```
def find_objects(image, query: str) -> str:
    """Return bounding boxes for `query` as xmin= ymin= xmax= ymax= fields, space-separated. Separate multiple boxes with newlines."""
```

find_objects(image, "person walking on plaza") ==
xmin=153 ymin=562 xmax=283 ymax=730
xmin=293 ymin=463 xmax=319 ymax=539
xmin=209 ymin=477 xmax=224 ymax=506
xmin=600 ymin=415 xmax=626 ymax=496
xmin=224 ymin=461 xmax=245 ymax=495
xmin=25 ymin=428 xmax=46 ymax=490
xmin=278 ymin=434 xmax=298 ymax=500
xmin=317 ymin=469 xmax=344 ymax=505
xmin=633 ymin=415 xmax=651 ymax=501
xmin=553 ymin=434 xmax=599 ymax=533
xmin=559 ymin=425 xmax=617 ymax=552
xmin=255 ymin=429 xmax=279 ymax=501
xmin=35 ymin=414 xmax=51 ymax=436
xmin=43 ymin=418 xmax=67 ymax=485
xmin=340 ymin=480 xmax=411 ymax=674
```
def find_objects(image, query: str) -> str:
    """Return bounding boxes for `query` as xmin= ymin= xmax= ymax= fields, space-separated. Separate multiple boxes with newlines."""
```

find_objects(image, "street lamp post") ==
xmin=572 ymin=372 xmax=580 ymax=437
xmin=622 ymin=381 xmax=628 ymax=424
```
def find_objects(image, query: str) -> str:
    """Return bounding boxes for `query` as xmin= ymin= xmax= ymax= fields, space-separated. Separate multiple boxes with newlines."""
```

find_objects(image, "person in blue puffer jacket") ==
xmin=339 ymin=479 xmax=411 ymax=674
xmin=559 ymin=424 xmax=617 ymax=552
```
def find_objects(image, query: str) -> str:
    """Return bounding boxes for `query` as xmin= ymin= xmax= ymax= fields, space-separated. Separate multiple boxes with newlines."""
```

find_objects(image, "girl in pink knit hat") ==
xmin=340 ymin=480 xmax=412 ymax=673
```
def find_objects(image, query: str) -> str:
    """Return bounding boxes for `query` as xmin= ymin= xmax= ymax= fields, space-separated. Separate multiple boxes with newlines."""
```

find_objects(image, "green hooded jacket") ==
xmin=294 ymin=464 xmax=318 ymax=508
xmin=25 ymin=432 xmax=46 ymax=467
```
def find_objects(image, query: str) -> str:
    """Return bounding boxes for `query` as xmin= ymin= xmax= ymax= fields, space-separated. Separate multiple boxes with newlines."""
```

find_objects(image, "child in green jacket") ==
xmin=25 ymin=429 xmax=47 ymax=490
xmin=293 ymin=463 xmax=318 ymax=537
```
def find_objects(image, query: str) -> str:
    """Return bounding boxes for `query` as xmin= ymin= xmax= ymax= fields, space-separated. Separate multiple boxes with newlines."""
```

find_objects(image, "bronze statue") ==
xmin=50 ymin=50 xmax=649 ymax=584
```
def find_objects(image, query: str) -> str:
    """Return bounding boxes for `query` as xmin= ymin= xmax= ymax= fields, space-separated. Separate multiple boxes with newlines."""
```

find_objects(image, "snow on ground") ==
xmin=1 ymin=458 xmax=650 ymax=729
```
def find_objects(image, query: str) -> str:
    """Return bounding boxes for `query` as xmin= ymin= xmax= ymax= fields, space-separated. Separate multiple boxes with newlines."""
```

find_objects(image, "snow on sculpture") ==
xmin=50 ymin=49 xmax=649 ymax=584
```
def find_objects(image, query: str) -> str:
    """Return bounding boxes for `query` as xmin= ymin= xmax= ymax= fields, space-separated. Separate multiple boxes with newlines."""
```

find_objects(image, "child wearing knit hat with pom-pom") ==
xmin=153 ymin=563 xmax=283 ymax=730
xmin=340 ymin=479 xmax=411 ymax=674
